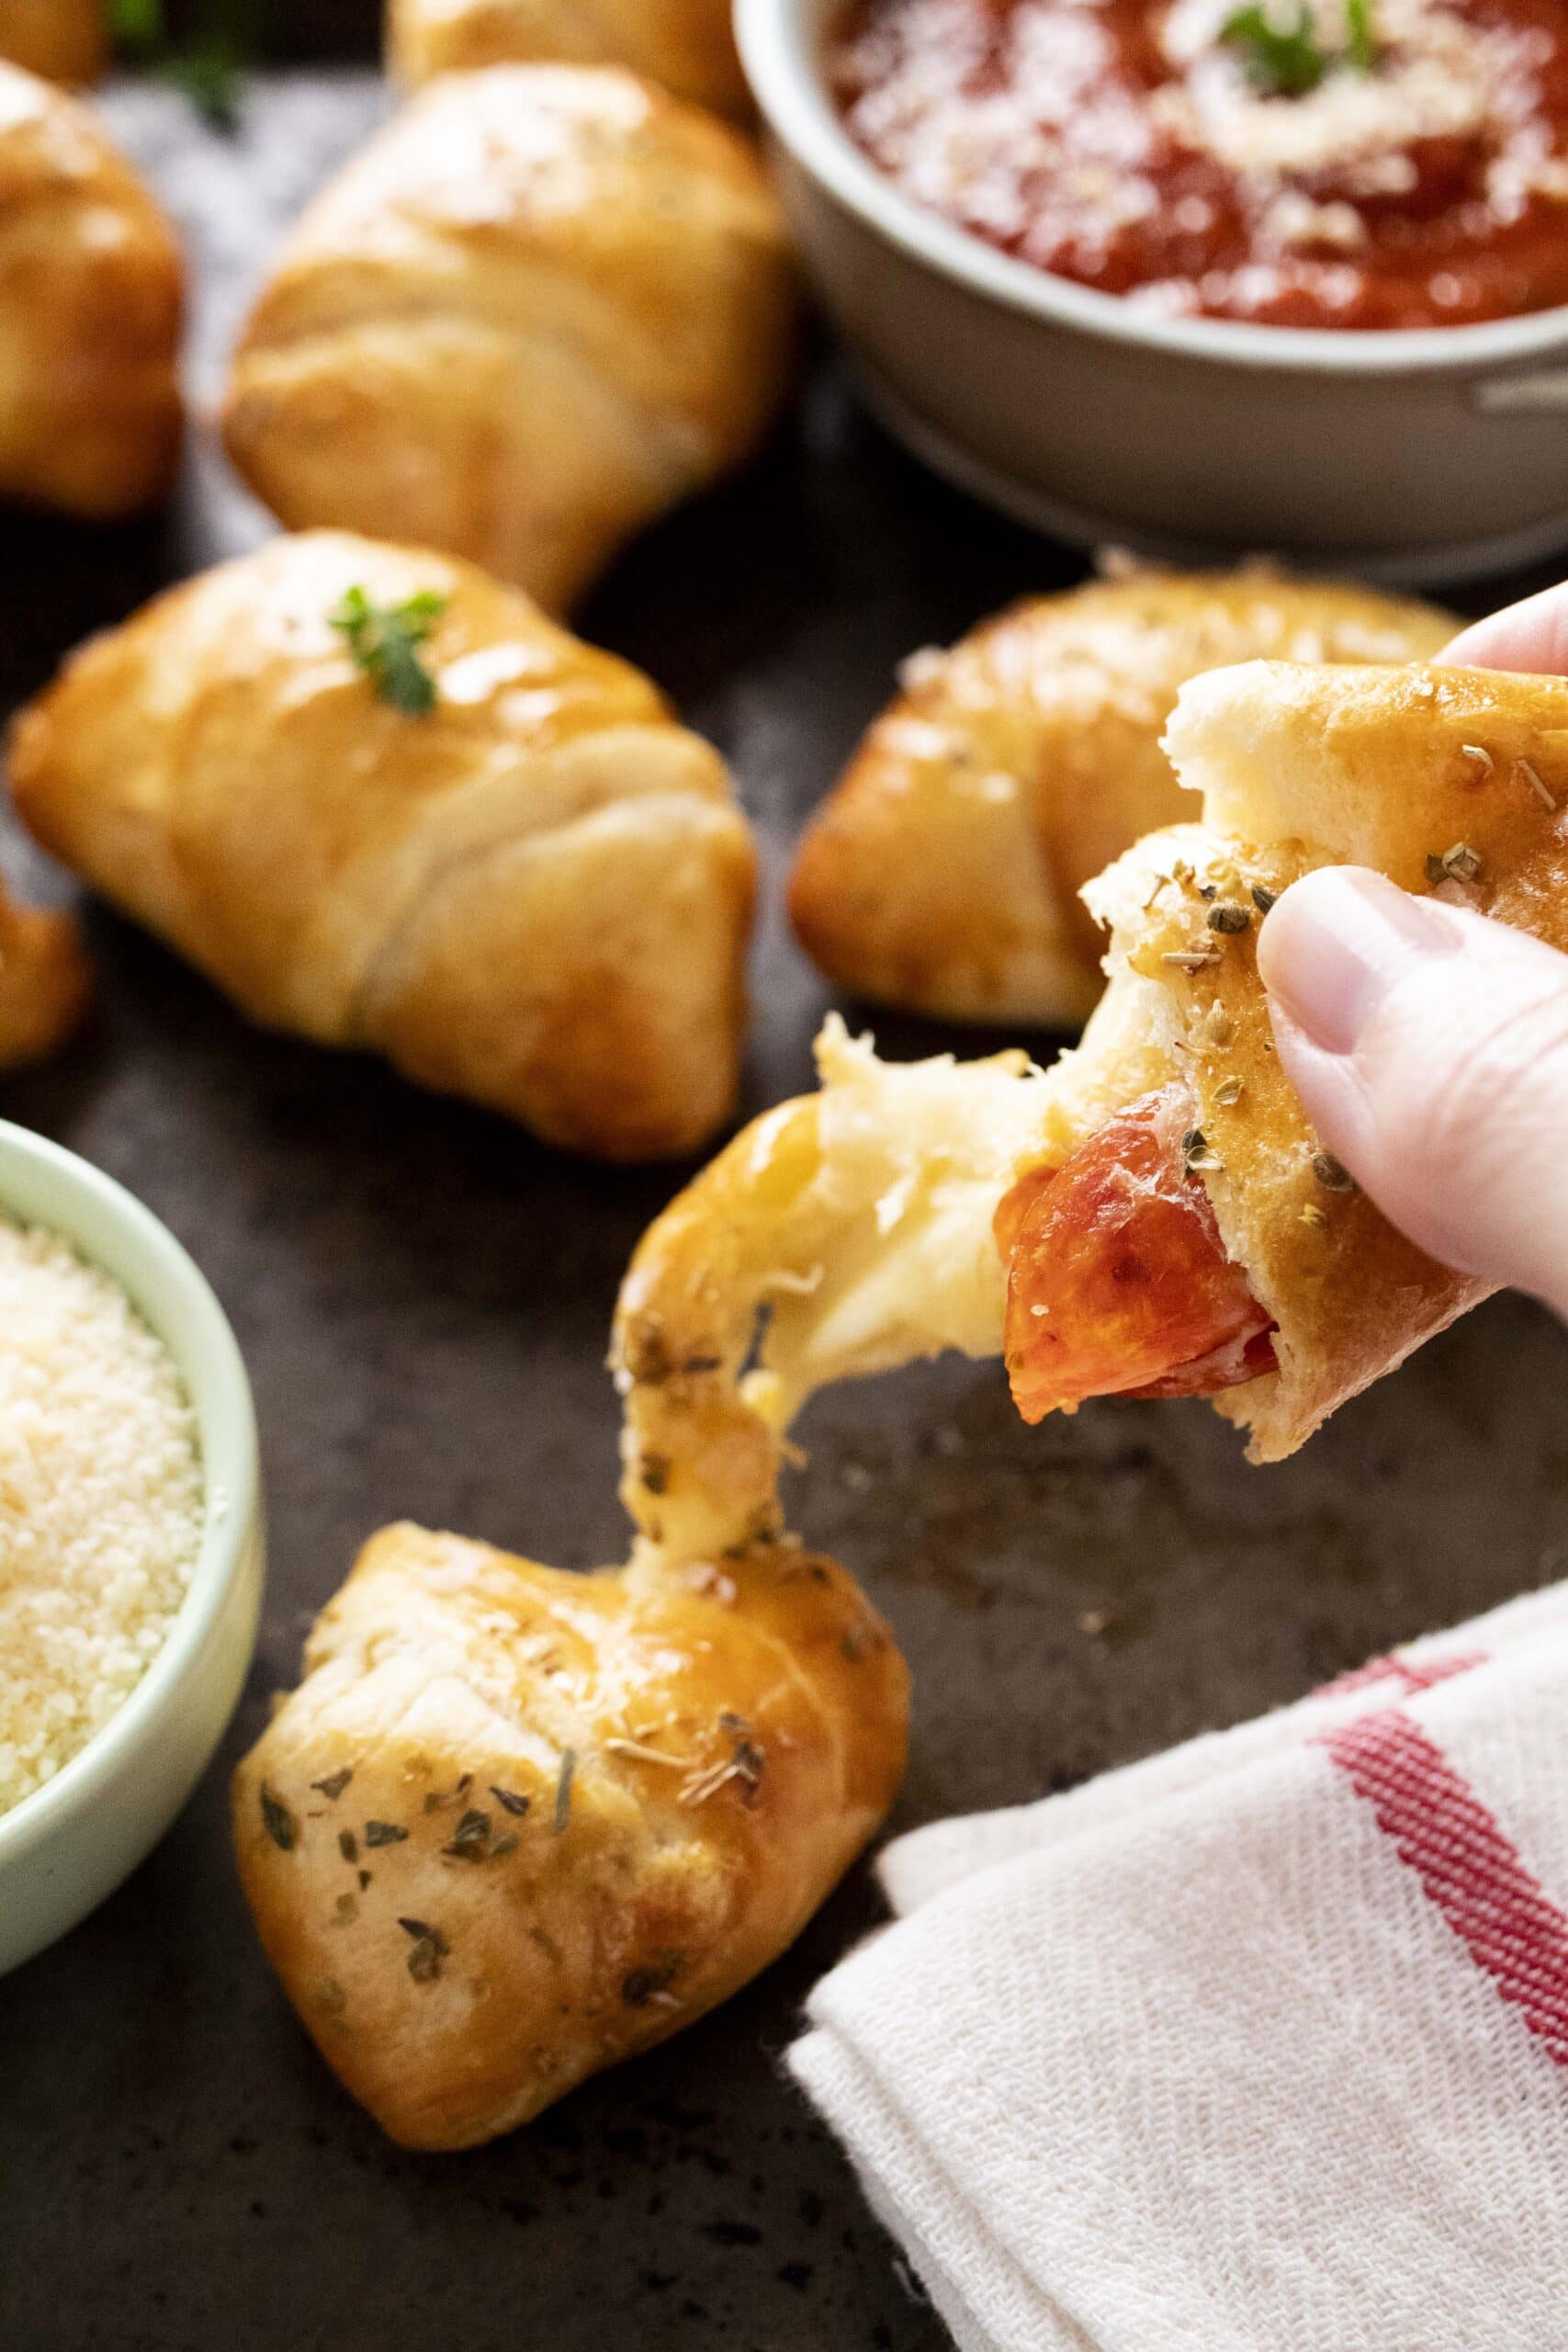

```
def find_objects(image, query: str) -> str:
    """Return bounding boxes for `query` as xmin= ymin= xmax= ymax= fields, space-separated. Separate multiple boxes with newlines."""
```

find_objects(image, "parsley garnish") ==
xmin=1345 ymin=0 xmax=1379 ymax=71
xmin=111 ymin=0 xmax=258 ymax=131
xmin=1219 ymin=3 xmax=1327 ymax=94
xmin=330 ymin=587 xmax=448 ymax=717
xmin=1219 ymin=0 xmax=1379 ymax=96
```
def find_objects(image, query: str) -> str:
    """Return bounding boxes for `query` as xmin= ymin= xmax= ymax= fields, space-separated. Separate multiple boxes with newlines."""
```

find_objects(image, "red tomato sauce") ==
xmin=830 ymin=0 xmax=1568 ymax=328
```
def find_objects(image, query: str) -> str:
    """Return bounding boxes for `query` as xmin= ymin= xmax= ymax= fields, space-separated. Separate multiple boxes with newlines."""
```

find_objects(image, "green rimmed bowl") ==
xmin=0 ymin=1121 xmax=263 ymax=1975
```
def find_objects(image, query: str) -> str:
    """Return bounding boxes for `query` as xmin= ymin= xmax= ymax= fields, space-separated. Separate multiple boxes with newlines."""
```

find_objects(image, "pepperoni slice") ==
xmin=997 ymin=1084 xmax=1277 ymax=1422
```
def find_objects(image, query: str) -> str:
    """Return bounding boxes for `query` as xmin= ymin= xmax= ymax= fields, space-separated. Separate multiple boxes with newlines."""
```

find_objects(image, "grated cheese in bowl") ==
xmin=0 ymin=1217 xmax=204 ymax=1818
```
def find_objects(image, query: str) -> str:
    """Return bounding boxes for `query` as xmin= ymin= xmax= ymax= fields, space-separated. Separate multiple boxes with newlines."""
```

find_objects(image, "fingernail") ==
xmin=1258 ymin=868 xmax=1461 ymax=1055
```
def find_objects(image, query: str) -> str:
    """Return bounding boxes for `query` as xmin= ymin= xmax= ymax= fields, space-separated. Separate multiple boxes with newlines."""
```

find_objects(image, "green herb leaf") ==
xmin=330 ymin=585 xmax=448 ymax=717
xmin=1345 ymin=0 xmax=1379 ymax=72
xmin=1220 ymin=0 xmax=1380 ymax=93
xmin=260 ymin=1784 xmax=298 ymax=1852
xmin=111 ymin=0 xmax=165 ymax=44
xmin=553 ymin=1747 xmax=578 ymax=1836
xmin=113 ymin=0 xmax=256 ymax=130
xmin=398 ymin=1917 xmax=449 ymax=1984
xmin=1313 ymin=1150 xmax=1358 ymax=1193
xmin=442 ymin=1808 xmax=492 ymax=1862
xmin=1219 ymin=3 xmax=1327 ymax=96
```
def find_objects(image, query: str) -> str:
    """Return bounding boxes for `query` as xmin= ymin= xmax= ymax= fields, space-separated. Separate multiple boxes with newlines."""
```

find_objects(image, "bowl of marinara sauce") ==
xmin=737 ymin=0 xmax=1568 ymax=582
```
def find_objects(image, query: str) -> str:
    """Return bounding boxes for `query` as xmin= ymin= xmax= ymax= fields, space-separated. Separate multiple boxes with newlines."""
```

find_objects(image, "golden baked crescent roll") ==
xmin=0 ymin=0 xmax=106 ymax=83
xmin=0 ymin=62 xmax=182 ymax=516
xmin=789 ymin=571 xmax=1454 ymax=1029
xmin=8 ymin=530 xmax=756 ymax=1161
xmin=613 ymin=659 xmax=1568 ymax=1565
xmin=0 ymin=881 xmax=89 ymax=1069
xmin=233 ymin=1520 xmax=907 ymax=2150
xmin=222 ymin=66 xmax=796 ymax=616
xmin=388 ymin=0 xmax=750 ymax=116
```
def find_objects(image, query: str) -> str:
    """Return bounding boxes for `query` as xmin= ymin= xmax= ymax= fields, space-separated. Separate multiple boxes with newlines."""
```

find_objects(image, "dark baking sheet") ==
xmin=4 ymin=35 xmax=1568 ymax=2352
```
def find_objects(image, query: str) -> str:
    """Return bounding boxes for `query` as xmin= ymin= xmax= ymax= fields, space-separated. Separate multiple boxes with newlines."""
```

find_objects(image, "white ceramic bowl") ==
xmin=739 ymin=0 xmax=1568 ymax=582
xmin=0 ymin=1123 xmax=263 ymax=1976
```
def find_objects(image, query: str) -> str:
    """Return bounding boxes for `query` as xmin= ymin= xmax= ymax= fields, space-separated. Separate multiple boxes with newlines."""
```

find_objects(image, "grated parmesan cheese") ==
xmin=0 ymin=1219 xmax=203 ymax=1817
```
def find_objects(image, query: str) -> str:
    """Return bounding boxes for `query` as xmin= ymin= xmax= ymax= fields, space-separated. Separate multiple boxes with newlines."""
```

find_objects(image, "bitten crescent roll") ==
xmin=615 ymin=658 xmax=1568 ymax=1575
xmin=388 ymin=0 xmax=750 ymax=117
xmin=222 ymin=66 xmax=796 ymax=616
xmin=0 ymin=880 xmax=89 ymax=1069
xmin=8 ymin=530 xmax=756 ymax=1161
xmin=0 ymin=62 xmax=183 ymax=516
xmin=789 ymin=571 xmax=1454 ymax=1029
xmin=0 ymin=0 xmax=107 ymax=84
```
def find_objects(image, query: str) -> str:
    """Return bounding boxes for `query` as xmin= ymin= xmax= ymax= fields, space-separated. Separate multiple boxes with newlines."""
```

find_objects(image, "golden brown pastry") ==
xmin=0 ymin=880 xmax=89 ymax=1069
xmin=388 ymin=0 xmax=750 ymax=116
xmin=222 ymin=66 xmax=796 ymax=616
xmin=233 ymin=1520 xmax=907 ymax=2150
xmin=615 ymin=659 xmax=1568 ymax=1556
xmin=8 ymin=530 xmax=756 ymax=1160
xmin=789 ymin=571 xmax=1455 ymax=1029
xmin=0 ymin=0 xmax=106 ymax=84
xmin=0 ymin=61 xmax=182 ymax=516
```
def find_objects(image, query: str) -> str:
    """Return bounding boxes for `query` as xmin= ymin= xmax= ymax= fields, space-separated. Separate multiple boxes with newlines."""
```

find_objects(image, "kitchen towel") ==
xmin=791 ymin=1582 xmax=1568 ymax=2352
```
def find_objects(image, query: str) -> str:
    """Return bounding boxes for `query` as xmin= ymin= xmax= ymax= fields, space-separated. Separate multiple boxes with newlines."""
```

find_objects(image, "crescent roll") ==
xmin=611 ymin=659 xmax=1568 ymax=1575
xmin=388 ymin=0 xmax=750 ymax=117
xmin=221 ymin=66 xmax=796 ymax=616
xmin=0 ymin=881 xmax=89 ymax=1069
xmin=8 ymin=530 xmax=756 ymax=1161
xmin=233 ymin=1519 xmax=907 ymax=2150
xmin=789 ymin=571 xmax=1454 ymax=1030
xmin=0 ymin=62 xmax=182 ymax=516
xmin=0 ymin=0 xmax=106 ymax=84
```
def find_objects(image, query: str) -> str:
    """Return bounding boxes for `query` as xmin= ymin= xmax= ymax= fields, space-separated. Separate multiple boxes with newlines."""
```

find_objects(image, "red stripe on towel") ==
xmin=1316 ymin=1649 xmax=1487 ymax=1700
xmin=1323 ymin=1708 xmax=1568 ymax=2067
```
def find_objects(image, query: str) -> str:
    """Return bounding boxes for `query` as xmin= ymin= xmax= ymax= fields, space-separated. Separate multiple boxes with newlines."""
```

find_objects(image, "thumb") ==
xmin=1257 ymin=867 xmax=1568 ymax=1322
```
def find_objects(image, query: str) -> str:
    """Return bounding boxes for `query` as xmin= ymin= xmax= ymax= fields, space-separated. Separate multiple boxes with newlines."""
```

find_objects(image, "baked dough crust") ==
xmin=0 ymin=62 xmax=183 ymax=515
xmin=222 ymin=66 xmax=795 ymax=615
xmin=388 ymin=0 xmax=749 ymax=116
xmin=0 ymin=0 xmax=106 ymax=84
xmin=789 ymin=571 xmax=1453 ymax=1028
xmin=9 ymin=530 xmax=756 ymax=1160
xmin=0 ymin=883 xmax=89 ymax=1069
xmin=233 ymin=1521 xmax=906 ymax=2151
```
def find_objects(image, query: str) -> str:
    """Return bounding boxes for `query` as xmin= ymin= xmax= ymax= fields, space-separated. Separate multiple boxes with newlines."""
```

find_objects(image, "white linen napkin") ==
xmin=791 ymin=1584 xmax=1568 ymax=2352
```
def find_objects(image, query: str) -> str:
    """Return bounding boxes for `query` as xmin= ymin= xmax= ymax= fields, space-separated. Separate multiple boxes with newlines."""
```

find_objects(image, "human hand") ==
xmin=1257 ymin=584 xmax=1568 ymax=1323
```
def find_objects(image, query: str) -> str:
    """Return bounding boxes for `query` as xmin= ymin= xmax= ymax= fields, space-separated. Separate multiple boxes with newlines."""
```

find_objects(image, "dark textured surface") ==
xmin=2 ymin=50 xmax=1568 ymax=2352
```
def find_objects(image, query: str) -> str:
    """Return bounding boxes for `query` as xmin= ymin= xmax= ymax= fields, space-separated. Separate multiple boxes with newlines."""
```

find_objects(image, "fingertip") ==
xmin=1257 ymin=866 xmax=1456 ymax=1055
xmin=1441 ymin=583 xmax=1568 ymax=677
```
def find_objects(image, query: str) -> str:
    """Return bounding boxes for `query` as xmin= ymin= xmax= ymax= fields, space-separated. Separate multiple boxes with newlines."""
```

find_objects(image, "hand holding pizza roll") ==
xmin=620 ymin=657 xmax=1568 ymax=1536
